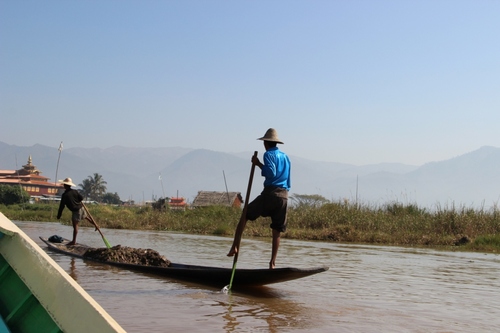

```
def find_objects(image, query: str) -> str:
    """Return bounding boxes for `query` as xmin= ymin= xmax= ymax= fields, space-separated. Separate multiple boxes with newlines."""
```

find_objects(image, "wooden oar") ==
xmin=82 ymin=203 xmax=112 ymax=248
xmin=227 ymin=151 xmax=258 ymax=291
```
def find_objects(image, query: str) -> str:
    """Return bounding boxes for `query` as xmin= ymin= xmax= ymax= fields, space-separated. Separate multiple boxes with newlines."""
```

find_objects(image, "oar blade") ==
xmin=103 ymin=237 xmax=112 ymax=249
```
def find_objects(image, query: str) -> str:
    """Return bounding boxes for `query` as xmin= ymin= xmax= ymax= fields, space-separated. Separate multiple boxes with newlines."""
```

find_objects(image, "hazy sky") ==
xmin=1 ymin=1 xmax=499 ymax=166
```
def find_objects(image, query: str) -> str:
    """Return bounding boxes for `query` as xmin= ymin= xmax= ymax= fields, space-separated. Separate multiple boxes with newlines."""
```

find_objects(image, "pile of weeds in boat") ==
xmin=83 ymin=245 xmax=171 ymax=267
xmin=3 ymin=200 xmax=500 ymax=252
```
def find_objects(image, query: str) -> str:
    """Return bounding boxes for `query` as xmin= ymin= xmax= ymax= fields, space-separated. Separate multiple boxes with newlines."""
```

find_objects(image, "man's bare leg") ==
xmin=227 ymin=244 xmax=238 ymax=257
xmin=227 ymin=218 xmax=247 ymax=256
xmin=67 ymin=220 xmax=79 ymax=246
xmin=86 ymin=217 xmax=98 ymax=231
xmin=269 ymin=229 xmax=281 ymax=269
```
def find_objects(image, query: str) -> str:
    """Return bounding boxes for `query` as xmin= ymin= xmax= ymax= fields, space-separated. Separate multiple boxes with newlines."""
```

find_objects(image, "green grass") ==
xmin=466 ymin=234 xmax=500 ymax=252
xmin=2 ymin=200 xmax=500 ymax=253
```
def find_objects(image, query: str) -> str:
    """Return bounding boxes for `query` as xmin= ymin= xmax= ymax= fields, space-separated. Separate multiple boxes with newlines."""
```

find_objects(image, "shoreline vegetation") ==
xmin=2 ymin=201 xmax=500 ymax=253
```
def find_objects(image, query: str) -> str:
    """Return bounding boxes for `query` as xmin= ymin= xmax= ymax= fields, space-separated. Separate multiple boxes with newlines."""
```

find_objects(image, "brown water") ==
xmin=16 ymin=221 xmax=500 ymax=333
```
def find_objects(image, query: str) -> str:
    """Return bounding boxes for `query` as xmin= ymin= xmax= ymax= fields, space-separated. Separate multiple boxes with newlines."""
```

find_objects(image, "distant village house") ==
xmin=191 ymin=191 xmax=243 ymax=208
xmin=150 ymin=197 xmax=188 ymax=210
xmin=169 ymin=197 xmax=188 ymax=210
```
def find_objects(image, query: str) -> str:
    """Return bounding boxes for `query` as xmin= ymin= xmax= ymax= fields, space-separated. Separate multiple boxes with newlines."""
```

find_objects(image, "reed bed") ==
xmin=2 ymin=200 xmax=500 ymax=252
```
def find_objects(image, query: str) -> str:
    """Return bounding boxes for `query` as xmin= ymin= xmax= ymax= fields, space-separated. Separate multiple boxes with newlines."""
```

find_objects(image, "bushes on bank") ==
xmin=2 ymin=200 xmax=500 ymax=252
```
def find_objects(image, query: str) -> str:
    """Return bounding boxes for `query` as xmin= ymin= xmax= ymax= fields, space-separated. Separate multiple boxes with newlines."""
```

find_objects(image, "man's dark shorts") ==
xmin=246 ymin=186 xmax=288 ymax=232
xmin=71 ymin=207 xmax=87 ymax=222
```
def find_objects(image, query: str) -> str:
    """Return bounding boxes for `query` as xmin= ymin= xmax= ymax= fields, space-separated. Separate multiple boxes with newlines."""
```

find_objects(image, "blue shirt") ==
xmin=261 ymin=147 xmax=291 ymax=191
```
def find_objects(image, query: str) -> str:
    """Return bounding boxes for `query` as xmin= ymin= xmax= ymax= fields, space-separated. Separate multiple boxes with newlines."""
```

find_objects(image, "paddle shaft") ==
xmin=228 ymin=151 xmax=258 ymax=290
xmin=82 ymin=203 xmax=112 ymax=248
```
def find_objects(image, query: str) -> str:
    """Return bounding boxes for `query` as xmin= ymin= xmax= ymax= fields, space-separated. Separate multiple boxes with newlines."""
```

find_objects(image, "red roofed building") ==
xmin=169 ymin=197 xmax=188 ymax=210
xmin=0 ymin=156 xmax=63 ymax=197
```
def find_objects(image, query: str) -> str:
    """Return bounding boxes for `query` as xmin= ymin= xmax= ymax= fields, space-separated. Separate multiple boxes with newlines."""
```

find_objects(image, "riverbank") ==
xmin=2 ymin=201 xmax=500 ymax=252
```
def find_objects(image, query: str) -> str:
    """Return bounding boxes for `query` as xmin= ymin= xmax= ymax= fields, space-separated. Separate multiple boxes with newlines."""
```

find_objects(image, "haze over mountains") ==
xmin=1 ymin=141 xmax=499 ymax=209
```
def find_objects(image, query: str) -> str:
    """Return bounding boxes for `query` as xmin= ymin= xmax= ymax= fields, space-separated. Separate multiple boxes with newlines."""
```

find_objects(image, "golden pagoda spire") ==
xmin=22 ymin=155 xmax=40 ymax=175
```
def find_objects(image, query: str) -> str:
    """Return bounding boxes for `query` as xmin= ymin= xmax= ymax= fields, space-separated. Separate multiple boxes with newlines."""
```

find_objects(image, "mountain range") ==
xmin=1 ymin=141 xmax=499 ymax=209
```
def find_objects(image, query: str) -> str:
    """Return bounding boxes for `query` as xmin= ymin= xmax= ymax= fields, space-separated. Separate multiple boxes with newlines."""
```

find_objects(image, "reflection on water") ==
xmin=68 ymin=257 xmax=78 ymax=281
xmin=213 ymin=288 xmax=318 ymax=333
xmin=16 ymin=221 xmax=500 ymax=333
xmin=218 ymin=287 xmax=316 ymax=333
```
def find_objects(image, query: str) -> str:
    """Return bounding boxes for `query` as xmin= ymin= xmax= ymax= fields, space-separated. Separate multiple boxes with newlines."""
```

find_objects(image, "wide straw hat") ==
xmin=59 ymin=177 xmax=76 ymax=187
xmin=257 ymin=128 xmax=284 ymax=144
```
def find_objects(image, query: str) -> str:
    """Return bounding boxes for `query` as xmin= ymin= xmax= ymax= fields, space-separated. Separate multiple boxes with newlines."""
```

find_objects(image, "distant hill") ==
xmin=1 ymin=141 xmax=499 ymax=209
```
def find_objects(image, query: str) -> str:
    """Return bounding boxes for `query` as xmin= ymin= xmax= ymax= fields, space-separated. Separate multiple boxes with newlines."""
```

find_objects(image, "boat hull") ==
xmin=40 ymin=237 xmax=329 ymax=288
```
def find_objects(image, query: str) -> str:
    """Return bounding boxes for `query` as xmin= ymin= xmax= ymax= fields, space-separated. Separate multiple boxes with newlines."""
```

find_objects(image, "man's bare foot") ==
xmin=66 ymin=241 xmax=76 ymax=246
xmin=227 ymin=246 xmax=238 ymax=257
xmin=269 ymin=261 xmax=275 ymax=269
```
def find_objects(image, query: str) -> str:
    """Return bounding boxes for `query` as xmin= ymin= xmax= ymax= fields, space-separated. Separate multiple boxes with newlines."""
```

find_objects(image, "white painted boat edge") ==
xmin=0 ymin=213 xmax=126 ymax=333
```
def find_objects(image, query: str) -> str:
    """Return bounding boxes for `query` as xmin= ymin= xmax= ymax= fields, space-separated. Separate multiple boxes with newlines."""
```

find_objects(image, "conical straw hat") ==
xmin=58 ymin=177 xmax=76 ymax=187
xmin=257 ymin=128 xmax=284 ymax=144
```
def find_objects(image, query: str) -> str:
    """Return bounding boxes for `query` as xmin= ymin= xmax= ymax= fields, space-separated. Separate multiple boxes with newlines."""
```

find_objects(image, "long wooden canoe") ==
xmin=40 ymin=237 xmax=329 ymax=288
xmin=0 ymin=213 xmax=125 ymax=333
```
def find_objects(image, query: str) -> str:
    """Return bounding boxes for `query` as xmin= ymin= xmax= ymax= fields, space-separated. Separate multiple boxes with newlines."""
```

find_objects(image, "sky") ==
xmin=1 ymin=0 xmax=499 ymax=166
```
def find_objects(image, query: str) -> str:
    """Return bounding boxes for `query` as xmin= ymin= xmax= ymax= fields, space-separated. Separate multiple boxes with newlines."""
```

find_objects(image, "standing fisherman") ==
xmin=57 ymin=177 xmax=91 ymax=245
xmin=227 ymin=128 xmax=291 ymax=269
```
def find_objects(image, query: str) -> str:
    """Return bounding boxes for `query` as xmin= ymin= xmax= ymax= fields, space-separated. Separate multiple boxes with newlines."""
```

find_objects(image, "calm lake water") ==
xmin=16 ymin=221 xmax=500 ymax=333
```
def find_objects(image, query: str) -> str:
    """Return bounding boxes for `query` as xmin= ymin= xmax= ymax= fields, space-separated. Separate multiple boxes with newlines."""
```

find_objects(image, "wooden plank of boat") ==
xmin=40 ymin=237 xmax=329 ymax=288
xmin=0 ymin=213 xmax=126 ymax=333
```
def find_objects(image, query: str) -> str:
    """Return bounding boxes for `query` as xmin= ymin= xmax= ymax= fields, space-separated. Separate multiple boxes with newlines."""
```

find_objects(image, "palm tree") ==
xmin=79 ymin=173 xmax=107 ymax=202
xmin=90 ymin=173 xmax=107 ymax=201
xmin=78 ymin=178 xmax=92 ymax=200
